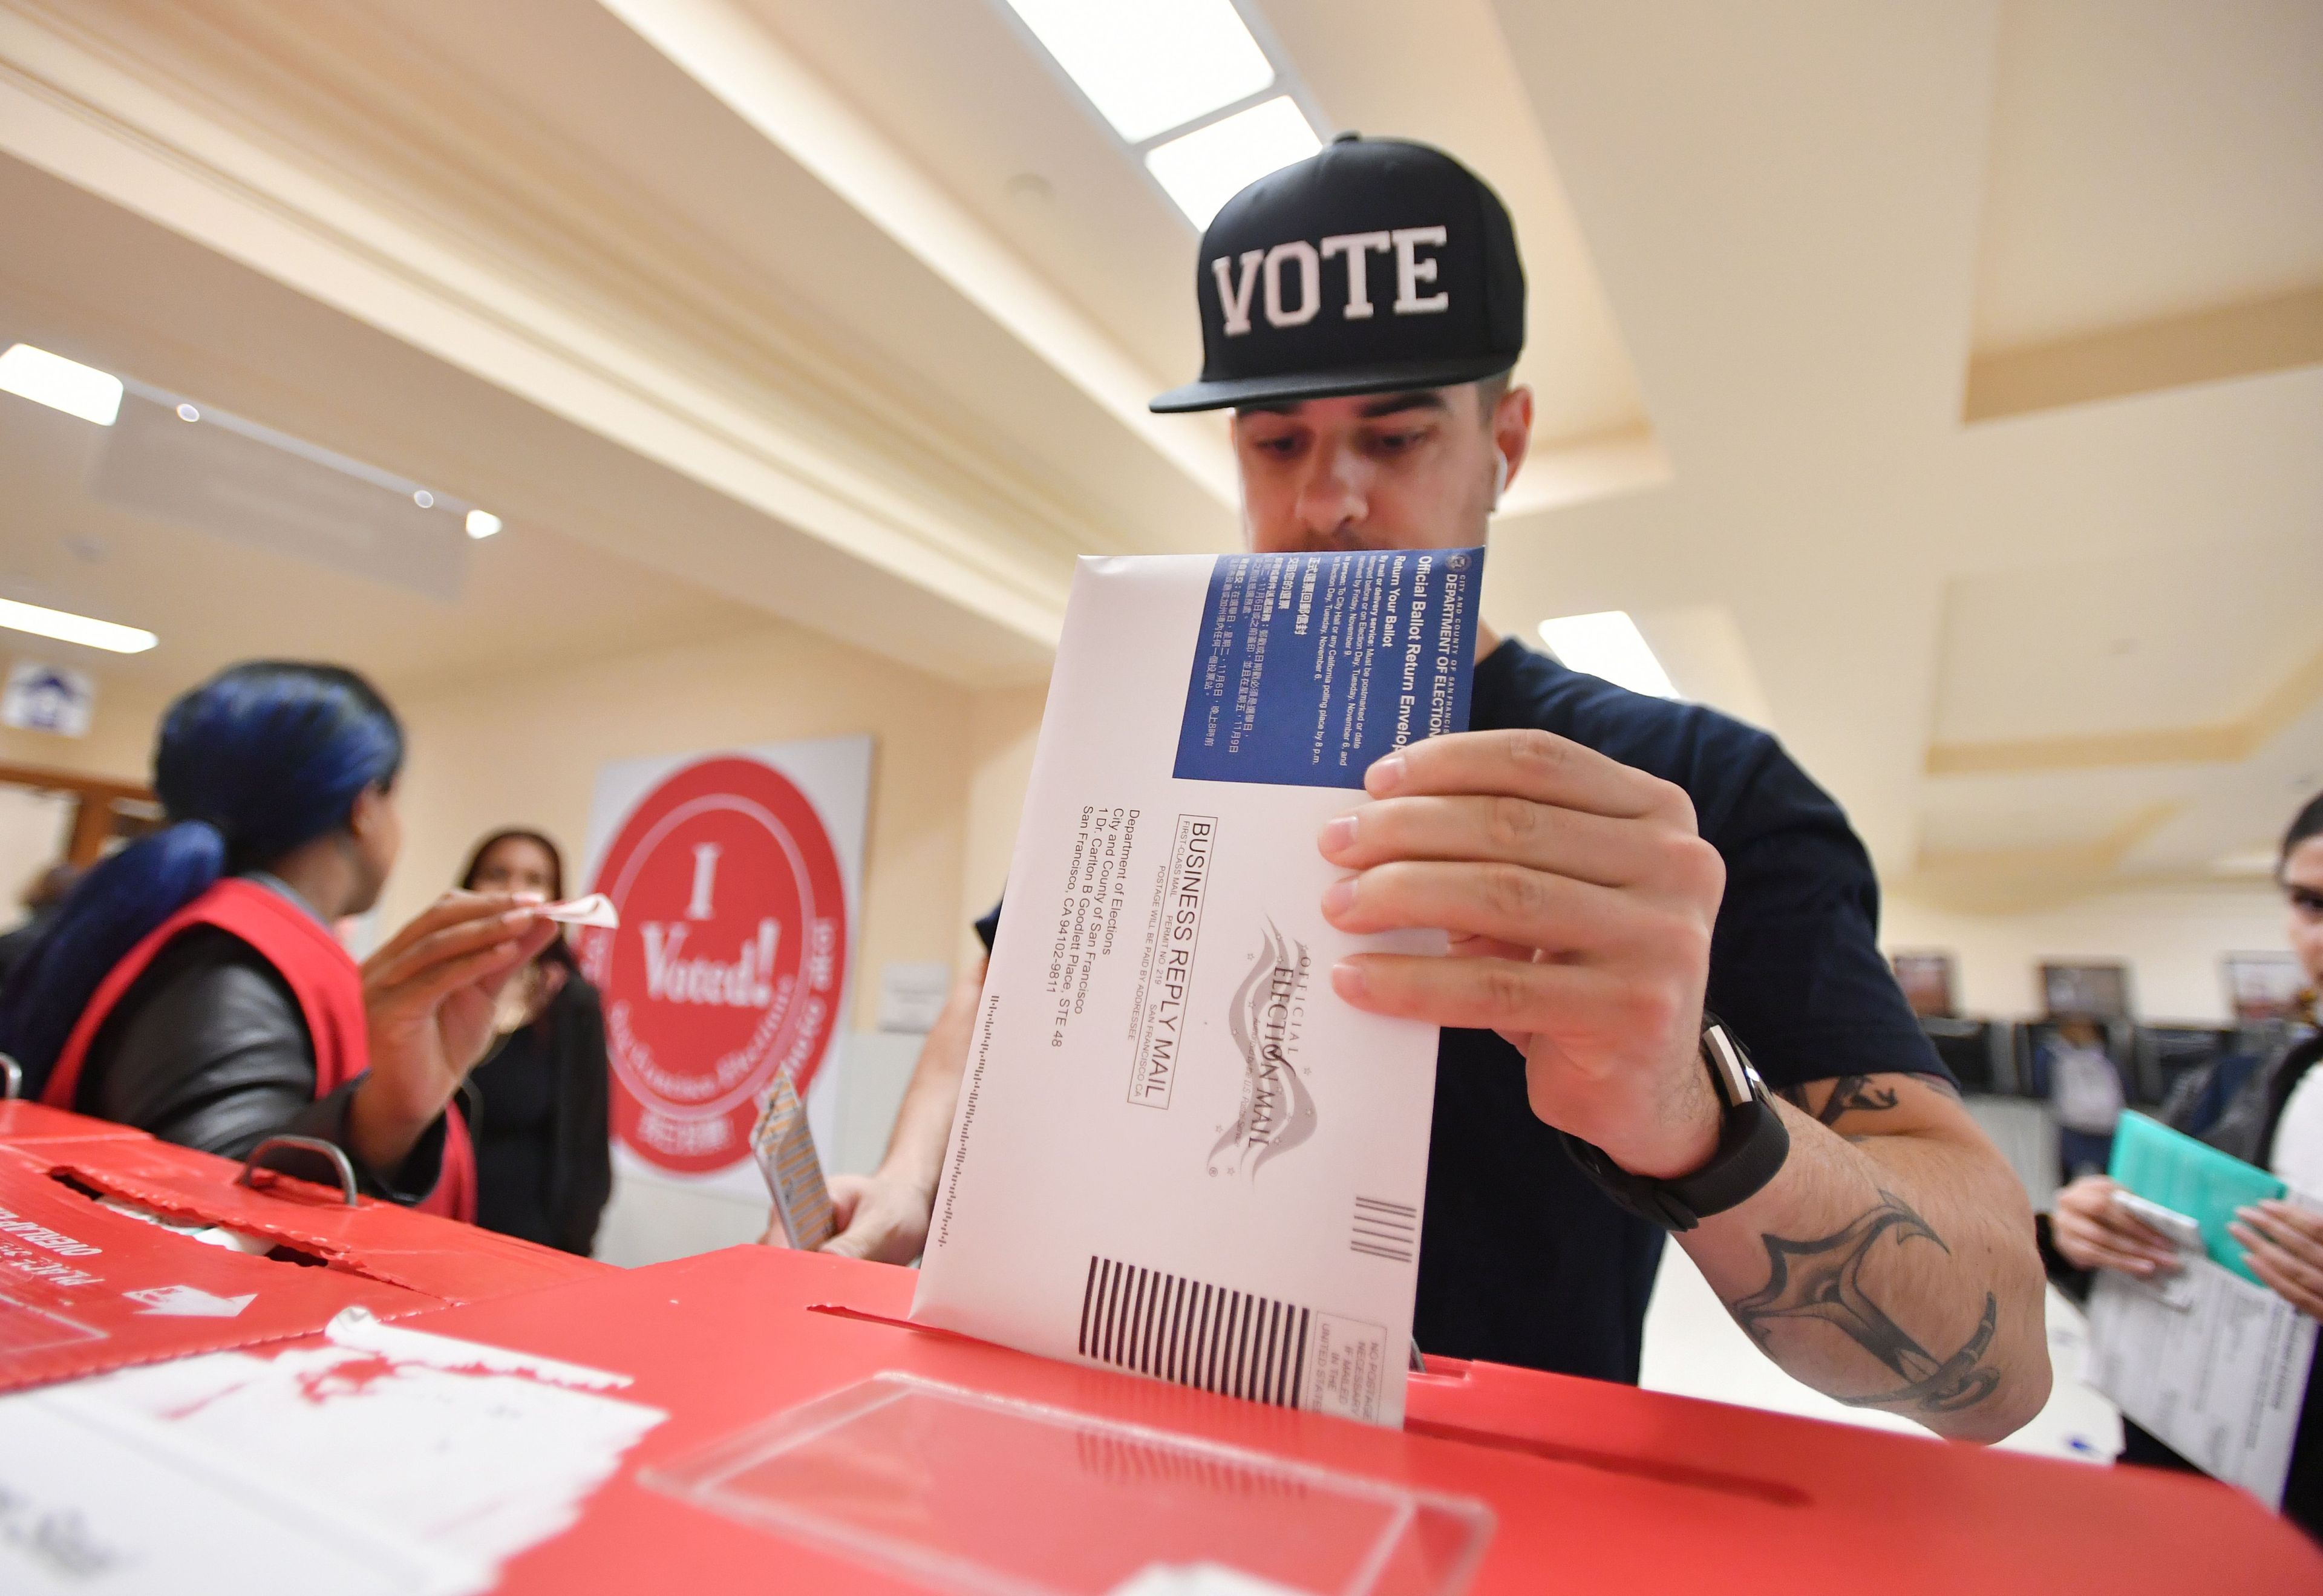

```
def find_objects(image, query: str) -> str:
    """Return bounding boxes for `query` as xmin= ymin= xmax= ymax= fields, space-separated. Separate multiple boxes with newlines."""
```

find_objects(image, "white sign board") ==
xmin=1 ymin=660 xmax=94 ymax=737
xmin=577 ymin=737 xmax=871 ymax=1263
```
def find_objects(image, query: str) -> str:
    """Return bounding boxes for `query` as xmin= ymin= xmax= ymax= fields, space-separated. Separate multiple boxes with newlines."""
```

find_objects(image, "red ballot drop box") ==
xmin=174 ymin=1241 xmax=2301 ymax=1596
xmin=0 ymin=1095 xmax=148 ymax=1146
xmin=0 ymin=1105 xmax=609 ymax=1395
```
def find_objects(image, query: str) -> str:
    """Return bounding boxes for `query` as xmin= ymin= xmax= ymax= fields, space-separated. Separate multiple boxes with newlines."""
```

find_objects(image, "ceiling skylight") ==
xmin=0 ymin=344 xmax=123 ymax=427
xmin=1539 ymin=612 xmax=1678 ymax=699
xmin=1145 ymin=96 xmax=1322 ymax=229
xmin=1001 ymin=0 xmax=1275 ymax=144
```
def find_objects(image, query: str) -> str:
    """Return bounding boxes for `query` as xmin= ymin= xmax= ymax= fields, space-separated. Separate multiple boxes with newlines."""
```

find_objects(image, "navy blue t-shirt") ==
xmin=976 ymin=637 xmax=1946 ymax=1385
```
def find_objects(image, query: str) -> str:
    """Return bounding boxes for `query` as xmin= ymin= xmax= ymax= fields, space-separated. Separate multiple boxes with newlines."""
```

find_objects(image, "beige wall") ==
xmin=381 ymin=623 xmax=984 ymax=1033
xmin=0 ymin=633 xmax=1056 ymax=1016
xmin=1882 ymin=882 xmax=2293 ymax=1025
xmin=955 ymin=682 xmax=1047 ymax=963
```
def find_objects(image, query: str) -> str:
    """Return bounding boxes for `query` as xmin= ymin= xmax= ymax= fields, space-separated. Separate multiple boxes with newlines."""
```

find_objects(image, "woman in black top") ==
xmin=459 ymin=829 xmax=612 ymax=1256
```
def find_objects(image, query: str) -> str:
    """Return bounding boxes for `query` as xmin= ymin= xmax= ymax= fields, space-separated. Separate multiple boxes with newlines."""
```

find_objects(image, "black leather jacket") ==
xmin=73 ymin=924 xmax=446 ymax=1202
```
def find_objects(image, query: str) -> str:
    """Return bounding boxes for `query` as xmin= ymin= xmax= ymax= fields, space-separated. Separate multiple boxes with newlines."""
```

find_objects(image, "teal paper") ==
xmin=2108 ymin=1111 xmax=2285 ymax=1286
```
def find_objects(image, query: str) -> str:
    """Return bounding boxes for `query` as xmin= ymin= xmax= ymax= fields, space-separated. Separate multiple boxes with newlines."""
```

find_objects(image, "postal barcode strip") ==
xmin=1351 ymin=1194 xmax=1417 ymax=1263
xmin=1078 ymin=1257 xmax=1310 ymax=1408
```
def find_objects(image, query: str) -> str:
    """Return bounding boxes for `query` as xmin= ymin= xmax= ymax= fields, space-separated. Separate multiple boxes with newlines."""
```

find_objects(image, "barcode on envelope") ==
xmin=1351 ymin=1195 xmax=1417 ymax=1263
xmin=1077 ymin=1257 xmax=1310 ymax=1407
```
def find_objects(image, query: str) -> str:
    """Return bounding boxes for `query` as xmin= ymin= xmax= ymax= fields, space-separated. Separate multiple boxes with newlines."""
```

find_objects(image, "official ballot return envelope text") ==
xmin=912 ymin=548 xmax=1482 ymax=1427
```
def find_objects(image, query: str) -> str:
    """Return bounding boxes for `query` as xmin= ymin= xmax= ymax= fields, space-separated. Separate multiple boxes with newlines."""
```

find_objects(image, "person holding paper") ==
xmin=2048 ymin=790 xmax=2323 ymax=1532
xmin=818 ymin=137 xmax=2049 ymax=1441
xmin=0 ymin=661 xmax=556 ymax=1212
xmin=456 ymin=829 xmax=613 ymax=1255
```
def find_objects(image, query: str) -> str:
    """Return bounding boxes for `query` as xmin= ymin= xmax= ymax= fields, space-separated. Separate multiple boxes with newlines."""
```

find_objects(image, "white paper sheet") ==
xmin=911 ymin=549 xmax=1483 ymax=1428
xmin=2085 ymin=1189 xmax=2322 ymax=1507
xmin=538 ymin=892 xmax=619 ymax=928
xmin=0 ymin=1309 xmax=665 ymax=1594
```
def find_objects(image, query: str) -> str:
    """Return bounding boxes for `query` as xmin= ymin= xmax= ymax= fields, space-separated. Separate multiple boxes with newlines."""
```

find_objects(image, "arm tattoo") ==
xmin=1777 ymin=1074 xmax=1898 ymax=1125
xmin=1776 ymin=1071 xmax=1958 ymax=1127
xmin=1726 ymin=1191 xmax=2000 ymax=1414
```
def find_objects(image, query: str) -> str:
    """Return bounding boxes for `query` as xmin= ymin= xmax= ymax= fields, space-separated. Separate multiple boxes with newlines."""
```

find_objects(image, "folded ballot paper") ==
xmin=911 ymin=547 xmax=1482 ymax=1428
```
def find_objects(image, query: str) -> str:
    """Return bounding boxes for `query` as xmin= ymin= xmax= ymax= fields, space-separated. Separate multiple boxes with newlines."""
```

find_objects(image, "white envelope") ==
xmin=910 ymin=548 xmax=1483 ymax=1427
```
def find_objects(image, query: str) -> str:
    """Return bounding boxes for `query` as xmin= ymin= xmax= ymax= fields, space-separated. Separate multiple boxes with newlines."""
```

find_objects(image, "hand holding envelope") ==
xmin=1316 ymin=727 xmax=1730 ymax=1182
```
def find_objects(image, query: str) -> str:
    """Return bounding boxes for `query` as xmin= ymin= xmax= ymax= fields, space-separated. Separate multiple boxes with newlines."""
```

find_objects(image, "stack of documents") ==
xmin=2085 ymin=1112 xmax=2319 ymax=1507
xmin=912 ymin=548 xmax=1482 ymax=1427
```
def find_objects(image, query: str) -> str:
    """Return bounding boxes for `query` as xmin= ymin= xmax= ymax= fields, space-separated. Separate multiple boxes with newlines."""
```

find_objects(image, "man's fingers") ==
xmin=1367 ymin=727 xmax=1690 ymax=824
xmin=1321 ymin=793 xmax=1662 ymax=888
xmin=824 ymin=1176 xmax=866 ymax=1228
xmin=819 ymin=1226 xmax=875 ymax=1260
xmin=1332 ymin=951 xmax=1628 ymax=1035
xmin=1323 ymin=859 xmax=1655 ymax=951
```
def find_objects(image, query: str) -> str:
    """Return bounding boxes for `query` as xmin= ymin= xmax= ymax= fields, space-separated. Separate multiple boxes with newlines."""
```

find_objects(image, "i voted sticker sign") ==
xmin=583 ymin=756 xmax=848 ymax=1176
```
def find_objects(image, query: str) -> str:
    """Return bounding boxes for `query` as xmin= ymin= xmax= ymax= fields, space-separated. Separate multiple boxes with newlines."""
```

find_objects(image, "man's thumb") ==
xmin=818 ymin=1227 xmax=871 ymax=1260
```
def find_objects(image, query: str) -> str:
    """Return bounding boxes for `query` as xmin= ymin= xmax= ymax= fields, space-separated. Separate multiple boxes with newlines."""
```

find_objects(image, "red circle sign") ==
xmin=583 ymin=756 xmax=848 ymax=1175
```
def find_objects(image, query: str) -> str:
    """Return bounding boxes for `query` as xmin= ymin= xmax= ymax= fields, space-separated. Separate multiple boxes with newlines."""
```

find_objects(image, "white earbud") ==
xmin=1490 ymin=450 xmax=1509 ymax=511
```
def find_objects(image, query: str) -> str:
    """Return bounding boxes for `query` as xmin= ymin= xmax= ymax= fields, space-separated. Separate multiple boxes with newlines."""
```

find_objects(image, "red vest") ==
xmin=42 ymin=878 xmax=475 ymax=1222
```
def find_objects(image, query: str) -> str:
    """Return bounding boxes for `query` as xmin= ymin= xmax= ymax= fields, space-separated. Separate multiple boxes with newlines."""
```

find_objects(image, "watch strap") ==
xmin=1560 ymin=1024 xmax=1791 ymax=1232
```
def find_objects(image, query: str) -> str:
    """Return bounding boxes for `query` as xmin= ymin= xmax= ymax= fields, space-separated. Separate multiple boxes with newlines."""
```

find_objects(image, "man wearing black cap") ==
xmin=812 ymin=137 xmax=2050 ymax=1441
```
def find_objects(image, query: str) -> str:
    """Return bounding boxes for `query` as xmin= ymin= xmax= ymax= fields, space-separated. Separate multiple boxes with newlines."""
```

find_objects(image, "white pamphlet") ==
xmin=2085 ymin=1188 xmax=2322 ymax=1507
xmin=910 ymin=548 xmax=1483 ymax=1427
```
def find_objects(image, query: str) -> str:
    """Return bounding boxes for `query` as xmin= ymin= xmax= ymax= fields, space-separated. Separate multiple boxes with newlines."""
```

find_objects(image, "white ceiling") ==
xmin=0 ymin=0 xmax=2315 ymax=910
xmin=1933 ymin=536 xmax=2323 ymax=744
xmin=1974 ymin=0 xmax=2323 ymax=350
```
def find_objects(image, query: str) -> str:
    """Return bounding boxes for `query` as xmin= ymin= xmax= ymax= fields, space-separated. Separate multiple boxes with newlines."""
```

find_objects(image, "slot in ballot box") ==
xmin=0 ymin=1105 xmax=610 ymax=1398
xmin=84 ymin=1242 xmax=2302 ymax=1595
xmin=4 ymin=1129 xmax=612 ymax=1305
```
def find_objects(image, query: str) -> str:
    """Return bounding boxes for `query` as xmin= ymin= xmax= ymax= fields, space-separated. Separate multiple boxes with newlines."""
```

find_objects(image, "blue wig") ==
xmin=0 ymin=661 xmax=402 ymax=1094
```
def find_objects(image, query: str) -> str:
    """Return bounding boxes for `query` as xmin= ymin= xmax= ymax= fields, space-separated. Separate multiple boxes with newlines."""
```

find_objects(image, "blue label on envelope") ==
xmin=1174 ymin=547 xmax=1482 ymax=788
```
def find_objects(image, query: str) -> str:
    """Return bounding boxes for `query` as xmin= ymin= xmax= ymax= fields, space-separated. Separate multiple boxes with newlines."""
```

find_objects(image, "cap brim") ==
xmin=1148 ymin=354 xmax=1518 ymax=414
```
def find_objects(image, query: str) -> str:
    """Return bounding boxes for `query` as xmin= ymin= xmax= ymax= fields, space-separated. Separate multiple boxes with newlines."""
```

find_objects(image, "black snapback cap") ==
xmin=1150 ymin=134 xmax=1526 ymax=414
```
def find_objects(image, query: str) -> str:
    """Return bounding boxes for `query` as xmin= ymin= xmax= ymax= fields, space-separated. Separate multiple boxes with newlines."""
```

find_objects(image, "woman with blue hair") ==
xmin=0 ymin=661 xmax=553 ymax=1214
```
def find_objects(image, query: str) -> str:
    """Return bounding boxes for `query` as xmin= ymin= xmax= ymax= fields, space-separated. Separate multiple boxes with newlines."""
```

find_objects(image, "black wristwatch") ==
xmin=1561 ymin=1020 xmax=1791 ymax=1232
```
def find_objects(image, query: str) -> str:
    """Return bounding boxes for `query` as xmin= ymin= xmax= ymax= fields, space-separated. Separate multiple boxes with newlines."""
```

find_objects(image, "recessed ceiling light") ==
xmin=1145 ymin=96 xmax=1321 ymax=229
xmin=1538 ymin=612 xmax=1677 ymax=698
xmin=0 ymin=344 xmax=123 ymax=427
xmin=413 ymin=489 xmax=435 ymax=509
xmin=465 ymin=509 xmax=502 ymax=540
xmin=176 ymin=403 xmax=200 ymax=422
xmin=0 ymin=595 xmax=156 ymax=653
xmin=1001 ymin=0 xmax=1275 ymax=144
